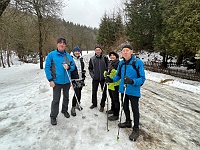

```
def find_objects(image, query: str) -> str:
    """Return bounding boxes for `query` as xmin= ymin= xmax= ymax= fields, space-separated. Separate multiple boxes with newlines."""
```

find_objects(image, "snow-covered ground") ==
xmin=0 ymin=51 xmax=200 ymax=150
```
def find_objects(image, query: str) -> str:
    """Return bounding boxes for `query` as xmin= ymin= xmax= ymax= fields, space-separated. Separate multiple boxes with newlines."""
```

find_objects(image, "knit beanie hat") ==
xmin=121 ymin=44 xmax=133 ymax=50
xmin=109 ymin=51 xmax=119 ymax=58
xmin=72 ymin=46 xmax=81 ymax=52
xmin=57 ymin=38 xmax=66 ymax=44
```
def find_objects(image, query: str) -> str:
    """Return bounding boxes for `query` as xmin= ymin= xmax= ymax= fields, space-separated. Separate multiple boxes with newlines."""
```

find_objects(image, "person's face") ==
xmin=95 ymin=48 xmax=102 ymax=56
xmin=57 ymin=41 xmax=66 ymax=52
xmin=122 ymin=48 xmax=133 ymax=60
xmin=109 ymin=54 xmax=116 ymax=60
xmin=73 ymin=51 xmax=81 ymax=57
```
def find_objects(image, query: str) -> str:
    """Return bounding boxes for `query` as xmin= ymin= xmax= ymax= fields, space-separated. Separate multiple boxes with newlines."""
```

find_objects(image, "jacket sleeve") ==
xmin=133 ymin=59 xmax=146 ymax=86
xmin=44 ymin=53 xmax=53 ymax=81
xmin=81 ymin=58 xmax=86 ymax=79
xmin=88 ymin=58 xmax=94 ymax=78
xmin=112 ymin=62 xmax=121 ymax=82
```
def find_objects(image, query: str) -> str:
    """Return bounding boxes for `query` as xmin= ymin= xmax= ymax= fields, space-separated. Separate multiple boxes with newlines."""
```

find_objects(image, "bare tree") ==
xmin=14 ymin=0 xmax=63 ymax=69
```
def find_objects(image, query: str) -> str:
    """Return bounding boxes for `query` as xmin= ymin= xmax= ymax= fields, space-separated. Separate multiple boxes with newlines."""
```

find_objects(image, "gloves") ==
xmin=63 ymin=64 xmax=69 ymax=70
xmin=124 ymin=76 xmax=134 ymax=84
xmin=104 ymin=71 xmax=107 ymax=77
xmin=105 ymin=76 xmax=113 ymax=83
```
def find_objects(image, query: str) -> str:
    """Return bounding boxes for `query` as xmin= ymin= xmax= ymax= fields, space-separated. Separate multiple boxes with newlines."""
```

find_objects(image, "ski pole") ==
xmin=65 ymin=69 xmax=86 ymax=119
xmin=117 ymin=84 xmax=127 ymax=140
xmin=106 ymin=83 xmax=109 ymax=132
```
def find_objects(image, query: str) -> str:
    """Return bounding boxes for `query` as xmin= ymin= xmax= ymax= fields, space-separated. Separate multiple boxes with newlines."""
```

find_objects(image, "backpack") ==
xmin=118 ymin=58 xmax=143 ymax=86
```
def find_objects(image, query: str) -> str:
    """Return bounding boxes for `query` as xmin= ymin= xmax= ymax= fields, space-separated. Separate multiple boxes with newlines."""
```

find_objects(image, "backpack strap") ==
xmin=132 ymin=58 xmax=140 ymax=78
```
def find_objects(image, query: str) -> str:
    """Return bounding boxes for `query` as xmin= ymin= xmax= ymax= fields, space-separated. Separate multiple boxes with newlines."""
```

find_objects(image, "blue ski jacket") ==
xmin=112 ymin=55 xmax=146 ymax=97
xmin=44 ymin=49 xmax=75 ymax=84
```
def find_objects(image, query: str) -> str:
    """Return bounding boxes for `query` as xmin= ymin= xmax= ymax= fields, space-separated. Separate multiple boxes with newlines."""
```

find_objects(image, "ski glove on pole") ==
xmin=124 ymin=76 xmax=134 ymax=84
xmin=105 ymin=76 xmax=113 ymax=83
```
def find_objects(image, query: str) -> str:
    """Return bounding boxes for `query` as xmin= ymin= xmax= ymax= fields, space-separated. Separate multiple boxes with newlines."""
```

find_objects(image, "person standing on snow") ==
xmin=70 ymin=46 xmax=86 ymax=116
xmin=88 ymin=45 xmax=109 ymax=112
xmin=44 ymin=38 xmax=75 ymax=126
xmin=104 ymin=51 xmax=120 ymax=121
xmin=105 ymin=45 xmax=146 ymax=141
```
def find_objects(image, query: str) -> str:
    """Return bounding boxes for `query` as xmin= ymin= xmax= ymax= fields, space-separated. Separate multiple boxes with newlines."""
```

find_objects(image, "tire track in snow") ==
xmin=137 ymin=80 xmax=200 ymax=150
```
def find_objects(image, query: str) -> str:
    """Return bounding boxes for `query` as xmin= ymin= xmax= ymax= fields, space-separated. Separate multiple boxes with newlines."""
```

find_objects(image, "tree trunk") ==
xmin=0 ymin=0 xmax=10 ymax=17
xmin=1 ymin=50 xmax=5 ymax=68
xmin=38 ymin=15 xmax=43 ymax=69
xmin=196 ymin=59 xmax=200 ymax=73
xmin=7 ymin=50 xmax=10 ymax=67
xmin=177 ymin=51 xmax=183 ymax=67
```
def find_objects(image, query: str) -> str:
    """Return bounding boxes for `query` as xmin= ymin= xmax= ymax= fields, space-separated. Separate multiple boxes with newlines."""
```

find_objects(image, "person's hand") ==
xmin=63 ymin=64 xmax=69 ymax=70
xmin=104 ymin=71 xmax=107 ymax=77
xmin=50 ymin=81 xmax=55 ymax=87
xmin=124 ymin=76 xmax=134 ymax=84
xmin=105 ymin=76 xmax=113 ymax=83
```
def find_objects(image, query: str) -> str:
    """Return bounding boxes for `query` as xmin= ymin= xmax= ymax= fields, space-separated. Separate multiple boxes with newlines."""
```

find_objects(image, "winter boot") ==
xmin=63 ymin=112 xmax=70 ymax=118
xmin=99 ymin=107 xmax=104 ymax=112
xmin=118 ymin=120 xmax=132 ymax=128
xmin=108 ymin=115 xmax=119 ymax=121
xmin=51 ymin=118 xmax=57 ymax=125
xmin=90 ymin=105 xmax=97 ymax=109
xmin=106 ymin=109 xmax=114 ymax=114
xmin=71 ymin=107 xmax=76 ymax=116
xmin=129 ymin=127 xmax=139 ymax=141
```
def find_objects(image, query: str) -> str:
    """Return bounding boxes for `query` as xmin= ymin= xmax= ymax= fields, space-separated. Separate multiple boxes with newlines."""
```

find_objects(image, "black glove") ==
xmin=105 ymin=76 xmax=113 ymax=83
xmin=124 ymin=76 xmax=134 ymax=84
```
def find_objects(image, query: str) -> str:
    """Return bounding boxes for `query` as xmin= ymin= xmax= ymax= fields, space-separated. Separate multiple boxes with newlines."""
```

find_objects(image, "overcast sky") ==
xmin=62 ymin=0 xmax=123 ymax=28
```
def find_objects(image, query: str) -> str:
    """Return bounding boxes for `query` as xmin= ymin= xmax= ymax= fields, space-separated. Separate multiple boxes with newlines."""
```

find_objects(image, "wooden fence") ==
xmin=144 ymin=63 xmax=200 ymax=82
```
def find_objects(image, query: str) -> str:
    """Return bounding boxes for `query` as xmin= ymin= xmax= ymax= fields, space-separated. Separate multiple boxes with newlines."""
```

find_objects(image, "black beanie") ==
xmin=57 ymin=38 xmax=66 ymax=44
xmin=122 ymin=44 xmax=133 ymax=50
xmin=109 ymin=51 xmax=119 ymax=58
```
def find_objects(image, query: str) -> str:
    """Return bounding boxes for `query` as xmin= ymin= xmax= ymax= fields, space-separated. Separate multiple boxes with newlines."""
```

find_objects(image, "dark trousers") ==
xmin=121 ymin=94 xmax=139 ymax=128
xmin=92 ymin=80 xmax=107 ymax=107
xmin=72 ymin=87 xmax=82 ymax=107
xmin=108 ymin=86 xmax=120 ymax=116
xmin=50 ymin=83 xmax=70 ymax=118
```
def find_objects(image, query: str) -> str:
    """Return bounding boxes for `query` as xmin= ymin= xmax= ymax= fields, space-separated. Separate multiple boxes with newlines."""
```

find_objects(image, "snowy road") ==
xmin=137 ymin=80 xmax=200 ymax=150
xmin=0 ymin=53 xmax=200 ymax=150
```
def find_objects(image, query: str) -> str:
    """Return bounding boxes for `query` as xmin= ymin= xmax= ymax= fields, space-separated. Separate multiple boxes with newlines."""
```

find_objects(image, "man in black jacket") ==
xmin=88 ymin=45 xmax=108 ymax=112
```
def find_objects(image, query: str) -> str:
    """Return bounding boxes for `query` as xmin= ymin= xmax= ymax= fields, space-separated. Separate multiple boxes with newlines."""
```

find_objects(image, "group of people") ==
xmin=44 ymin=38 xmax=146 ymax=141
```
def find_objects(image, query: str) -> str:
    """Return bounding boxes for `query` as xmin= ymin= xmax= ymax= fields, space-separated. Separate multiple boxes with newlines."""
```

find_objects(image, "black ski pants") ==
xmin=50 ymin=83 xmax=70 ymax=118
xmin=92 ymin=79 xmax=107 ymax=107
xmin=121 ymin=94 xmax=139 ymax=128
xmin=72 ymin=87 xmax=82 ymax=107
xmin=108 ymin=86 xmax=120 ymax=116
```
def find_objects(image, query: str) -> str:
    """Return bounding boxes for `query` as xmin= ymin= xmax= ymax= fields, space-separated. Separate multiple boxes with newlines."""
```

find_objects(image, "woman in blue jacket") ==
xmin=106 ymin=45 xmax=145 ymax=141
xmin=44 ymin=38 xmax=75 ymax=126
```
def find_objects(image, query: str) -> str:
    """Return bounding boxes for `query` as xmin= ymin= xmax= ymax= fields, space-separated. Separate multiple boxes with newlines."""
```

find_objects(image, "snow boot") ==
xmin=63 ymin=112 xmax=70 ymax=118
xmin=71 ymin=107 xmax=76 ymax=116
xmin=106 ymin=109 xmax=114 ymax=114
xmin=99 ymin=107 xmax=104 ymax=112
xmin=90 ymin=105 xmax=97 ymax=109
xmin=51 ymin=118 xmax=57 ymax=125
xmin=118 ymin=120 xmax=132 ymax=128
xmin=129 ymin=127 xmax=139 ymax=141
xmin=108 ymin=115 xmax=119 ymax=121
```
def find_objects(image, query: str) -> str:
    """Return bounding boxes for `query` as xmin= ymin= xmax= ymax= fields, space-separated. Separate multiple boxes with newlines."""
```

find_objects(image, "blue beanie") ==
xmin=72 ymin=46 xmax=81 ymax=52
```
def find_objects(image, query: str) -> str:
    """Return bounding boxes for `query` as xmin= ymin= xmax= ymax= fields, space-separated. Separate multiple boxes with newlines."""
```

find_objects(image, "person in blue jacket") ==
xmin=105 ymin=45 xmax=145 ymax=141
xmin=44 ymin=38 xmax=75 ymax=126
